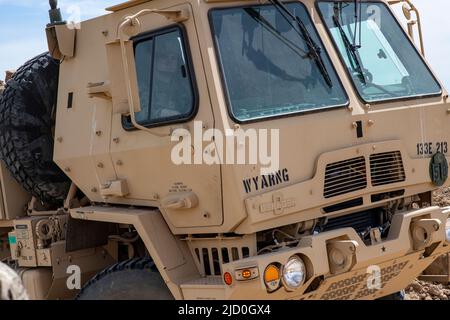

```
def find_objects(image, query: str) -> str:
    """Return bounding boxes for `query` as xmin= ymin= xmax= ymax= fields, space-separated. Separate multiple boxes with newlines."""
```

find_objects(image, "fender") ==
xmin=70 ymin=206 xmax=199 ymax=299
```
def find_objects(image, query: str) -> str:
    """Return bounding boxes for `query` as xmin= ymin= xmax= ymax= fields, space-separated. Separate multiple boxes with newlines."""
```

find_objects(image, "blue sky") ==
xmin=0 ymin=0 xmax=117 ymax=73
xmin=0 ymin=0 xmax=448 ymax=89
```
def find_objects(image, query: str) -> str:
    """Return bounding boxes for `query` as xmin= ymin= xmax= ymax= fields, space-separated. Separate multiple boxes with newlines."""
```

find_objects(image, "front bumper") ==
xmin=214 ymin=206 xmax=450 ymax=300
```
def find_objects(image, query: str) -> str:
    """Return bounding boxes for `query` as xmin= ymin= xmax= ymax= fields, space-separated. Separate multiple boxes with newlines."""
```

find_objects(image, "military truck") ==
xmin=0 ymin=0 xmax=449 ymax=300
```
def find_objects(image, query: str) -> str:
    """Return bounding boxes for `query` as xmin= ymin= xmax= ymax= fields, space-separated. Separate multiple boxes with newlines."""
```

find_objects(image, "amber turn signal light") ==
xmin=223 ymin=272 xmax=233 ymax=286
xmin=264 ymin=264 xmax=281 ymax=292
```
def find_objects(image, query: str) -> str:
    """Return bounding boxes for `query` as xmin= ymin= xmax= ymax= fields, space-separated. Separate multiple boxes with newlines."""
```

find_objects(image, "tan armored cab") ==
xmin=0 ymin=0 xmax=449 ymax=300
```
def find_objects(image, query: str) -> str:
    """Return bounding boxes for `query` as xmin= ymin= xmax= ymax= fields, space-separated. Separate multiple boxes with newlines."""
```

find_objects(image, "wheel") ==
xmin=0 ymin=52 xmax=70 ymax=205
xmin=76 ymin=257 xmax=173 ymax=300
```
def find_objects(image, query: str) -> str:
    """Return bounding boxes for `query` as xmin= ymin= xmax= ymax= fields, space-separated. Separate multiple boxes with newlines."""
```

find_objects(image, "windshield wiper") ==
xmin=243 ymin=8 xmax=309 ymax=60
xmin=332 ymin=7 xmax=366 ymax=85
xmin=267 ymin=0 xmax=333 ymax=88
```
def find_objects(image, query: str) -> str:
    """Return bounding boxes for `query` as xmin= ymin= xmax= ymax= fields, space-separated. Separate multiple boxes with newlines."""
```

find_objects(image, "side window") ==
xmin=127 ymin=27 xmax=196 ymax=128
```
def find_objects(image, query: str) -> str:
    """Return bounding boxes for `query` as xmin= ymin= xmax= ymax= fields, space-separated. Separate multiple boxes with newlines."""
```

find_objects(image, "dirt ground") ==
xmin=404 ymin=188 xmax=450 ymax=300
xmin=405 ymin=279 xmax=450 ymax=300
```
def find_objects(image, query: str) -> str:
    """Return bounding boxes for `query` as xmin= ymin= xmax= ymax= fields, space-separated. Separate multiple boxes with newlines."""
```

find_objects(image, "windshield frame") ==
xmin=208 ymin=1 xmax=350 ymax=124
xmin=315 ymin=0 xmax=442 ymax=105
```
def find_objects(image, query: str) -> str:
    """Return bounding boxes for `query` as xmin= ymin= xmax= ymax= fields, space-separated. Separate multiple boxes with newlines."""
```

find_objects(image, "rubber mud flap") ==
xmin=0 ymin=52 xmax=70 ymax=205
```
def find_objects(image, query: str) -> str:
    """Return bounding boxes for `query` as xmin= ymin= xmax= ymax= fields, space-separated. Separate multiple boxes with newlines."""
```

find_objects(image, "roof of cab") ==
xmin=106 ymin=0 xmax=153 ymax=12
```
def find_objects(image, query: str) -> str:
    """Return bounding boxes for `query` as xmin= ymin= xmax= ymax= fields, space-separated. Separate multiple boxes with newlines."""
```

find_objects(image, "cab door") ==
xmin=109 ymin=2 xmax=222 ymax=230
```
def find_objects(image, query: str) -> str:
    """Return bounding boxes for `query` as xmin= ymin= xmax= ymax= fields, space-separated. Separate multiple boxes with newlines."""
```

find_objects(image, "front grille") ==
xmin=321 ymin=209 xmax=382 ymax=234
xmin=370 ymin=151 xmax=406 ymax=186
xmin=185 ymin=235 xmax=256 ymax=277
xmin=324 ymin=157 xmax=367 ymax=198
xmin=194 ymin=246 xmax=250 ymax=276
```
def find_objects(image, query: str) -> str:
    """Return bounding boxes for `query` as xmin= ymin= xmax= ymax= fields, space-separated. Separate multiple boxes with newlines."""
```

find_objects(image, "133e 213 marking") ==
xmin=416 ymin=141 xmax=448 ymax=155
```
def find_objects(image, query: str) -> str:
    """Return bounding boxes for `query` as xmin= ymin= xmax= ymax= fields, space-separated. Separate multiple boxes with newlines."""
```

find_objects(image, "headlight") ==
xmin=282 ymin=256 xmax=306 ymax=291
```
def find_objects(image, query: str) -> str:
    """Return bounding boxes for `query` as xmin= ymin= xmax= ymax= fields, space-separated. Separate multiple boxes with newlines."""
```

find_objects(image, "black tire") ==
xmin=0 ymin=52 xmax=70 ymax=205
xmin=76 ymin=257 xmax=173 ymax=300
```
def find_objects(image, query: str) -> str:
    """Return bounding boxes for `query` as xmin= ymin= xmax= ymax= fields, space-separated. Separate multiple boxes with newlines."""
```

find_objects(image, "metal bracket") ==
xmin=410 ymin=218 xmax=441 ymax=251
xmin=100 ymin=179 xmax=129 ymax=198
xmin=326 ymin=240 xmax=358 ymax=275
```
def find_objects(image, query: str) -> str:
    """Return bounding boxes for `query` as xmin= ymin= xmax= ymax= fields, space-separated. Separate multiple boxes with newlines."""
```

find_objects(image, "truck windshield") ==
xmin=210 ymin=3 xmax=348 ymax=122
xmin=317 ymin=1 xmax=441 ymax=103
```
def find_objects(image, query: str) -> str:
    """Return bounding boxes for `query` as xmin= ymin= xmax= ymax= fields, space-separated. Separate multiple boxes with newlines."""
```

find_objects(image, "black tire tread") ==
xmin=76 ymin=257 xmax=165 ymax=300
xmin=0 ymin=52 xmax=70 ymax=204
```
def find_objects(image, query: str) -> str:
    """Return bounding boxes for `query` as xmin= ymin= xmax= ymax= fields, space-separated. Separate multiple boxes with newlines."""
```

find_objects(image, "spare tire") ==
xmin=0 ymin=52 xmax=70 ymax=205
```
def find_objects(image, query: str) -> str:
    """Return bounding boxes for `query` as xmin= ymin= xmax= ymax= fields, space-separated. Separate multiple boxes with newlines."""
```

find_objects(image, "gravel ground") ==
xmin=433 ymin=187 xmax=450 ymax=207
xmin=404 ymin=188 xmax=450 ymax=300
xmin=406 ymin=279 xmax=450 ymax=300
